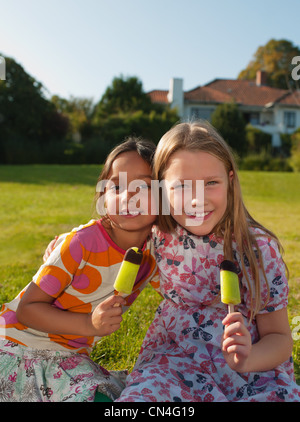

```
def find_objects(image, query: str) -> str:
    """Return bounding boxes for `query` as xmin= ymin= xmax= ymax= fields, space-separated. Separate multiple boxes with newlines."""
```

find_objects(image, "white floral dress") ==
xmin=117 ymin=226 xmax=300 ymax=402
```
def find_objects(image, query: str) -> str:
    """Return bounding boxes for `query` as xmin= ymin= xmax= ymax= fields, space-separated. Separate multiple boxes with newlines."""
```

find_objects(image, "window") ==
xmin=190 ymin=108 xmax=213 ymax=120
xmin=284 ymin=111 xmax=296 ymax=128
xmin=249 ymin=113 xmax=259 ymax=125
xmin=243 ymin=112 xmax=260 ymax=125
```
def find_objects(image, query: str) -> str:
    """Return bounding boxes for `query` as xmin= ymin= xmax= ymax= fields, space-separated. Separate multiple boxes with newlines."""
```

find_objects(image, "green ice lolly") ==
xmin=114 ymin=247 xmax=143 ymax=296
xmin=220 ymin=260 xmax=241 ymax=313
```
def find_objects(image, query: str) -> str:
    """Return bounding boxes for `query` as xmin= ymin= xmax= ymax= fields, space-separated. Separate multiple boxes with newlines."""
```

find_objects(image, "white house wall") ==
xmin=167 ymin=78 xmax=300 ymax=148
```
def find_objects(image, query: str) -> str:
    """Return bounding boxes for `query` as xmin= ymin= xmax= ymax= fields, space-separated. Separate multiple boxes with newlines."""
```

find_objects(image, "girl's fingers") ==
xmin=104 ymin=324 xmax=122 ymax=336
xmin=100 ymin=295 xmax=125 ymax=310
xmin=223 ymin=340 xmax=250 ymax=358
xmin=223 ymin=321 xmax=248 ymax=338
xmin=222 ymin=334 xmax=248 ymax=350
xmin=222 ymin=312 xmax=249 ymax=340
xmin=222 ymin=311 xmax=244 ymax=326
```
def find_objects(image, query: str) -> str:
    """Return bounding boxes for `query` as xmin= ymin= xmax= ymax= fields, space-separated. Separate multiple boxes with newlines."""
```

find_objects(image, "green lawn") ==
xmin=0 ymin=165 xmax=299 ymax=384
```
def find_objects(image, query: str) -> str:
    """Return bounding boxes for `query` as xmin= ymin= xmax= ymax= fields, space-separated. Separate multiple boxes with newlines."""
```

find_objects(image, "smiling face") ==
xmin=103 ymin=150 xmax=157 ymax=233
xmin=163 ymin=149 xmax=232 ymax=236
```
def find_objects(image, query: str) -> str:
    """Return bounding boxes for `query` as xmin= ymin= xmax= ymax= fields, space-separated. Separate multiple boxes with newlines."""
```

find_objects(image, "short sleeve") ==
xmin=33 ymin=231 xmax=82 ymax=298
xmin=241 ymin=234 xmax=289 ymax=315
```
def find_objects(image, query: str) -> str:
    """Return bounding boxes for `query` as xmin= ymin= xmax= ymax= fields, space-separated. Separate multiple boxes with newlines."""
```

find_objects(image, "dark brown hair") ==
xmin=94 ymin=136 xmax=156 ymax=217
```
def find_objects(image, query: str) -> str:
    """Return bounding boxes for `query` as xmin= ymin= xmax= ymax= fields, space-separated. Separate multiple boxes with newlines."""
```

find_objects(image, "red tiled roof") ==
xmin=148 ymin=80 xmax=300 ymax=107
xmin=147 ymin=90 xmax=168 ymax=104
xmin=184 ymin=85 xmax=233 ymax=103
xmin=204 ymin=79 xmax=292 ymax=107
xmin=276 ymin=90 xmax=300 ymax=106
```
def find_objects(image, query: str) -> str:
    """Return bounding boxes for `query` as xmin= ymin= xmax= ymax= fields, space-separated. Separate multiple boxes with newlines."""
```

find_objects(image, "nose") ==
xmin=119 ymin=188 xmax=129 ymax=206
xmin=119 ymin=188 xmax=138 ymax=209
xmin=191 ymin=194 xmax=206 ymax=208
xmin=185 ymin=197 xmax=203 ymax=213
xmin=191 ymin=198 xmax=200 ymax=207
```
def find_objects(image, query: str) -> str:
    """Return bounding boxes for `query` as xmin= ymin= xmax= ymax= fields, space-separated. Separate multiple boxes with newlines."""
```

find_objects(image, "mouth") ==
xmin=119 ymin=210 xmax=141 ymax=217
xmin=186 ymin=211 xmax=212 ymax=220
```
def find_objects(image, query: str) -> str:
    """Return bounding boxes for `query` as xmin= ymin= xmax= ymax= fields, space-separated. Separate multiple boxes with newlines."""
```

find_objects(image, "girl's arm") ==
xmin=16 ymin=282 xmax=125 ymax=338
xmin=222 ymin=308 xmax=293 ymax=373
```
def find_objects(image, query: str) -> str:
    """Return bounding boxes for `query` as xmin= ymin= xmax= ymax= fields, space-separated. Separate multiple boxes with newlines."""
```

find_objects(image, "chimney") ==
xmin=167 ymin=78 xmax=184 ymax=118
xmin=256 ymin=70 xmax=267 ymax=86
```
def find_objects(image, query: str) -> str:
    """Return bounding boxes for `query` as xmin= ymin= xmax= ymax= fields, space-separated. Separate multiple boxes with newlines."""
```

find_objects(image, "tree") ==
xmin=0 ymin=54 xmax=68 ymax=142
xmin=0 ymin=54 xmax=69 ymax=163
xmin=94 ymin=75 xmax=153 ymax=119
xmin=238 ymin=39 xmax=300 ymax=90
xmin=51 ymin=95 xmax=94 ymax=141
xmin=211 ymin=102 xmax=246 ymax=155
xmin=92 ymin=75 xmax=179 ymax=147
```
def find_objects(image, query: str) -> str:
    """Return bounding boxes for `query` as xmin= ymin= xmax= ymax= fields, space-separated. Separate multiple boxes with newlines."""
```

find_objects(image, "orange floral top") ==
xmin=0 ymin=220 xmax=160 ymax=355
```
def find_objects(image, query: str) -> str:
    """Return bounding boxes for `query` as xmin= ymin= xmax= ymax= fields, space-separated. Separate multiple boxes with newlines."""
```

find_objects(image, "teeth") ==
xmin=120 ymin=210 xmax=140 ymax=216
xmin=186 ymin=211 xmax=210 ymax=217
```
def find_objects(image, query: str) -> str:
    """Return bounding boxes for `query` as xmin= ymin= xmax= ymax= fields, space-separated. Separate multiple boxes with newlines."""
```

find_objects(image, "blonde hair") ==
xmin=153 ymin=120 xmax=287 ymax=318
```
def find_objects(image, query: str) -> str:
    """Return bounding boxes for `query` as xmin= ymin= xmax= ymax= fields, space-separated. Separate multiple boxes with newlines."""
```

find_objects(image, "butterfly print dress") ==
xmin=117 ymin=226 xmax=300 ymax=402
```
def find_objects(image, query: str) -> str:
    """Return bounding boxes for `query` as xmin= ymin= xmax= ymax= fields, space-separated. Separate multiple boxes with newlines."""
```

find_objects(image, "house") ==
xmin=147 ymin=71 xmax=300 ymax=147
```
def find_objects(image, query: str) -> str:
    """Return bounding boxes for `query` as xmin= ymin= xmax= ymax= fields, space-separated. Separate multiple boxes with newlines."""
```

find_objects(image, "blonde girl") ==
xmin=0 ymin=137 xmax=160 ymax=402
xmin=117 ymin=122 xmax=300 ymax=402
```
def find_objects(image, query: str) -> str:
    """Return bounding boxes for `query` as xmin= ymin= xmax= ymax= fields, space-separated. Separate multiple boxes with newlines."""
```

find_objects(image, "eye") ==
xmin=206 ymin=180 xmax=218 ymax=186
xmin=172 ymin=184 xmax=183 ymax=190
xmin=108 ymin=183 xmax=126 ymax=193
xmin=129 ymin=180 xmax=151 ymax=192
xmin=138 ymin=182 xmax=150 ymax=190
xmin=172 ymin=183 xmax=192 ymax=190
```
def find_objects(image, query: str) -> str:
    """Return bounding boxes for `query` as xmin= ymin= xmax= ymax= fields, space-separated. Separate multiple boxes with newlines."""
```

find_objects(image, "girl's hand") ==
xmin=87 ymin=295 xmax=125 ymax=337
xmin=221 ymin=312 xmax=252 ymax=373
xmin=17 ymin=283 xmax=126 ymax=338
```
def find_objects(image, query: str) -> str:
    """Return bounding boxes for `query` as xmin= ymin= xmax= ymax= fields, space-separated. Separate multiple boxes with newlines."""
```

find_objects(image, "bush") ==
xmin=211 ymin=102 xmax=247 ymax=155
xmin=1 ymin=136 xmax=42 ymax=164
xmin=267 ymin=157 xmax=293 ymax=171
xmin=0 ymin=136 xmax=74 ymax=164
xmin=239 ymin=150 xmax=292 ymax=171
xmin=289 ymin=151 xmax=300 ymax=172
xmin=289 ymin=129 xmax=300 ymax=172
xmin=82 ymin=137 xmax=119 ymax=164
xmin=280 ymin=133 xmax=292 ymax=157
xmin=245 ymin=125 xmax=272 ymax=154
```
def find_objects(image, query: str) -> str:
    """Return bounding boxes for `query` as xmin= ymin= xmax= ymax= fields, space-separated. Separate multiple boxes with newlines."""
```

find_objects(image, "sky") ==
xmin=0 ymin=0 xmax=299 ymax=103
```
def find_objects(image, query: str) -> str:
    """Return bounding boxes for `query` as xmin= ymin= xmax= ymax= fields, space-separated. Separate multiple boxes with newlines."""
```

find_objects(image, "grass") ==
xmin=0 ymin=165 xmax=299 ymax=385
